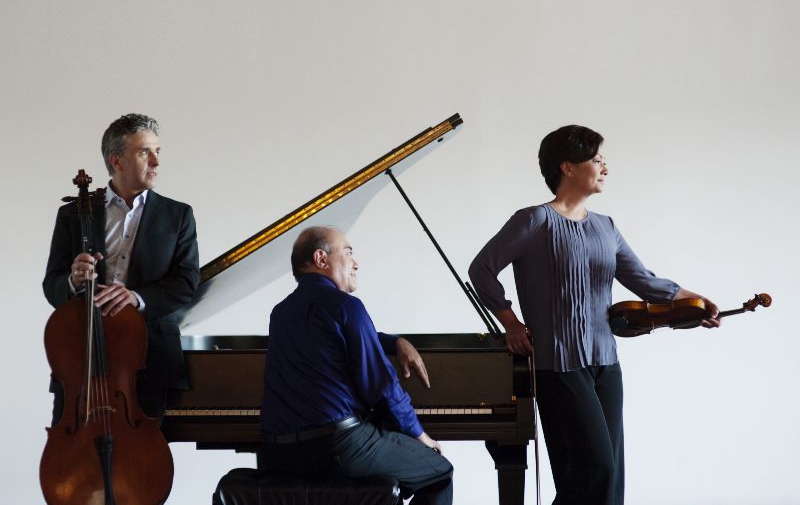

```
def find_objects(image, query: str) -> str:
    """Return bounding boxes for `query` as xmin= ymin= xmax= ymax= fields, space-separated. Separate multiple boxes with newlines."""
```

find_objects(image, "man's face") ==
xmin=324 ymin=230 xmax=358 ymax=293
xmin=110 ymin=129 xmax=160 ymax=193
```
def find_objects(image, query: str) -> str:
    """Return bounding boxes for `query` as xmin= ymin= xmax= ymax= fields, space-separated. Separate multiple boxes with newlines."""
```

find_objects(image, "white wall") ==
xmin=2 ymin=1 xmax=798 ymax=503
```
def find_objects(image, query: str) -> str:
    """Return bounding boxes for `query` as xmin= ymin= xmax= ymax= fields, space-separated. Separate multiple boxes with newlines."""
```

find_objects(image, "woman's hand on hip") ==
xmin=495 ymin=309 xmax=533 ymax=355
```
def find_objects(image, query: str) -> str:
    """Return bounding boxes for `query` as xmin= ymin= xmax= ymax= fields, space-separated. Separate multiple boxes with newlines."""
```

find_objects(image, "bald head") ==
xmin=291 ymin=226 xmax=358 ymax=292
xmin=291 ymin=226 xmax=335 ymax=280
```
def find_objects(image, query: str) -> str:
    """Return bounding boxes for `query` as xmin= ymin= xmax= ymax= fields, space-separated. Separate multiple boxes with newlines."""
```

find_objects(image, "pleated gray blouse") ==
xmin=469 ymin=204 xmax=680 ymax=372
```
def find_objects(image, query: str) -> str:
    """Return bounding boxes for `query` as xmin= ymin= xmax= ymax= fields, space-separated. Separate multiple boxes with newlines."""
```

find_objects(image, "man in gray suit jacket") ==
xmin=43 ymin=113 xmax=200 ymax=419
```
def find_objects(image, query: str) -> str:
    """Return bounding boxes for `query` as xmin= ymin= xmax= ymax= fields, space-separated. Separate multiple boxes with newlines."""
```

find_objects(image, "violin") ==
xmin=40 ymin=170 xmax=173 ymax=505
xmin=608 ymin=293 xmax=772 ymax=337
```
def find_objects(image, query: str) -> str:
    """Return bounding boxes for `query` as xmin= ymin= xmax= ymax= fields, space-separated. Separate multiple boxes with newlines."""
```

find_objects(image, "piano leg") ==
xmin=486 ymin=441 xmax=528 ymax=505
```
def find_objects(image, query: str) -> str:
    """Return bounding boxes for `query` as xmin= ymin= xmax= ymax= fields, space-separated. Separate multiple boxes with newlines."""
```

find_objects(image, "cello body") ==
xmin=41 ymin=298 xmax=173 ymax=505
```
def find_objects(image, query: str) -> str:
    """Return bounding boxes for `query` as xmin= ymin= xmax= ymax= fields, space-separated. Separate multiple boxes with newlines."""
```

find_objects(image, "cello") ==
xmin=40 ymin=170 xmax=173 ymax=505
xmin=609 ymin=293 xmax=772 ymax=337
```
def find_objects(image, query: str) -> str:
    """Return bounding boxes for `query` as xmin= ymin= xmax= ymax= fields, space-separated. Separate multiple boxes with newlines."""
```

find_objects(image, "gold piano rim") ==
xmin=201 ymin=114 xmax=462 ymax=282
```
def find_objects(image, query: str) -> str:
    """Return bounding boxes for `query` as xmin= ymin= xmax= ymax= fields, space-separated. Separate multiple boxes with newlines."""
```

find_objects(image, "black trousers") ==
xmin=260 ymin=422 xmax=453 ymax=505
xmin=536 ymin=363 xmax=624 ymax=505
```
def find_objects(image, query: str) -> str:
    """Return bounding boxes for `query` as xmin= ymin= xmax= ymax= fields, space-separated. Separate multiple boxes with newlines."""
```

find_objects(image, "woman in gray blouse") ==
xmin=468 ymin=125 xmax=719 ymax=505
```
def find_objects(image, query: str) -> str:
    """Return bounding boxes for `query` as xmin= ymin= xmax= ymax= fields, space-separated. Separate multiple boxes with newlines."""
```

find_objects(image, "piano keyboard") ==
xmin=164 ymin=407 xmax=494 ymax=417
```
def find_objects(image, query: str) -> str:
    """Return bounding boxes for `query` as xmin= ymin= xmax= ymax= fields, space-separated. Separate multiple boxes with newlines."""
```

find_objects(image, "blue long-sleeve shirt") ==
xmin=469 ymin=204 xmax=680 ymax=372
xmin=261 ymin=273 xmax=423 ymax=437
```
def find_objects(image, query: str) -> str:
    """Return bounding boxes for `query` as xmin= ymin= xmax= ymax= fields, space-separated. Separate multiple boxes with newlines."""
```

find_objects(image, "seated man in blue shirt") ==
xmin=261 ymin=226 xmax=453 ymax=505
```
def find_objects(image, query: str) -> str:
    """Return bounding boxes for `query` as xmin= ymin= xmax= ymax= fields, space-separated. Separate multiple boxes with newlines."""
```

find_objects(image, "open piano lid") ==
xmin=179 ymin=113 xmax=463 ymax=328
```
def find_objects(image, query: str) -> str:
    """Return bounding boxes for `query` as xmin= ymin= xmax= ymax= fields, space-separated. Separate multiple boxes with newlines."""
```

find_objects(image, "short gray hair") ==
xmin=291 ymin=226 xmax=335 ymax=280
xmin=101 ymin=113 xmax=160 ymax=175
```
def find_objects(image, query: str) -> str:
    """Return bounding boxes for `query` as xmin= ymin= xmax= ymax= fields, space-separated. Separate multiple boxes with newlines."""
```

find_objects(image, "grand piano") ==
xmin=162 ymin=114 xmax=537 ymax=505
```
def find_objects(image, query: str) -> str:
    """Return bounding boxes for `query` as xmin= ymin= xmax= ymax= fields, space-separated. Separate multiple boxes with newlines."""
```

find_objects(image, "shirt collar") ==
xmin=106 ymin=181 xmax=148 ymax=210
xmin=297 ymin=272 xmax=338 ymax=289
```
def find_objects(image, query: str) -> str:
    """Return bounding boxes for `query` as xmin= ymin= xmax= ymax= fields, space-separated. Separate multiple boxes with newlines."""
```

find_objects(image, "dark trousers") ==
xmin=536 ymin=363 xmax=624 ymax=505
xmin=260 ymin=422 xmax=453 ymax=505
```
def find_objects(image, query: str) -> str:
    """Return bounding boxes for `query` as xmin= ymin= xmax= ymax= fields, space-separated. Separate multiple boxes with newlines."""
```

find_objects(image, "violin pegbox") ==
xmin=743 ymin=293 xmax=772 ymax=311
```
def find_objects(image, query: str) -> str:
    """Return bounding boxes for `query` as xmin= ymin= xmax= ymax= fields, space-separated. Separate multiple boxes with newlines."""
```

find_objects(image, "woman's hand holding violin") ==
xmin=674 ymin=288 xmax=721 ymax=328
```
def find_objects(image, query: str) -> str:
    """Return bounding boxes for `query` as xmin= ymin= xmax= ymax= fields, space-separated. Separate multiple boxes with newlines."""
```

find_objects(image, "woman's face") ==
xmin=563 ymin=152 xmax=608 ymax=195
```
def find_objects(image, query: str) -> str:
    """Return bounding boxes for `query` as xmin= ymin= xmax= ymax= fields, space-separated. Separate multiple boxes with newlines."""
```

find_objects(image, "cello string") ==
xmin=100 ymin=375 xmax=110 ymax=435
xmin=88 ymin=240 xmax=110 ymax=435
xmin=96 ymin=333 xmax=107 ymax=435
xmin=93 ymin=306 xmax=102 ymax=430
xmin=95 ymin=304 xmax=111 ymax=436
xmin=84 ymin=275 xmax=95 ymax=426
xmin=90 ymin=278 xmax=99 ymax=428
xmin=82 ymin=210 xmax=97 ymax=427
xmin=100 ymin=355 xmax=111 ymax=436
xmin=90 ymin=277 xmax=110 ymax=435
xmin=85 ymin=234 xmax=111 ymax=436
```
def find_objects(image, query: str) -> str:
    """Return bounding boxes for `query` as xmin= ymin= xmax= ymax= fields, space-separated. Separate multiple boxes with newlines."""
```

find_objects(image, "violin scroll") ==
xmin=743 ymin=293 xmax=771 ymax=311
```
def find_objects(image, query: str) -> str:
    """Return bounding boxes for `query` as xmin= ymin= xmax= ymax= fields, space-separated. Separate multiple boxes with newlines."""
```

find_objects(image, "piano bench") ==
xmin=212 ymin=468 xmax=401 ymax=505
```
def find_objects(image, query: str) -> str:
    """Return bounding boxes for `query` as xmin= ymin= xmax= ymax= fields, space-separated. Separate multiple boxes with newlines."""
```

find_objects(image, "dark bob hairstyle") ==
xmin=538 ymin=125 xmax=604 ymax=195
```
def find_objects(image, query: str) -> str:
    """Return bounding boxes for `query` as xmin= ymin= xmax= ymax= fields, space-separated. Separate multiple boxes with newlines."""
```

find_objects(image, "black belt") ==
xmin=264 ymin=416 xmax=361 ymax=444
